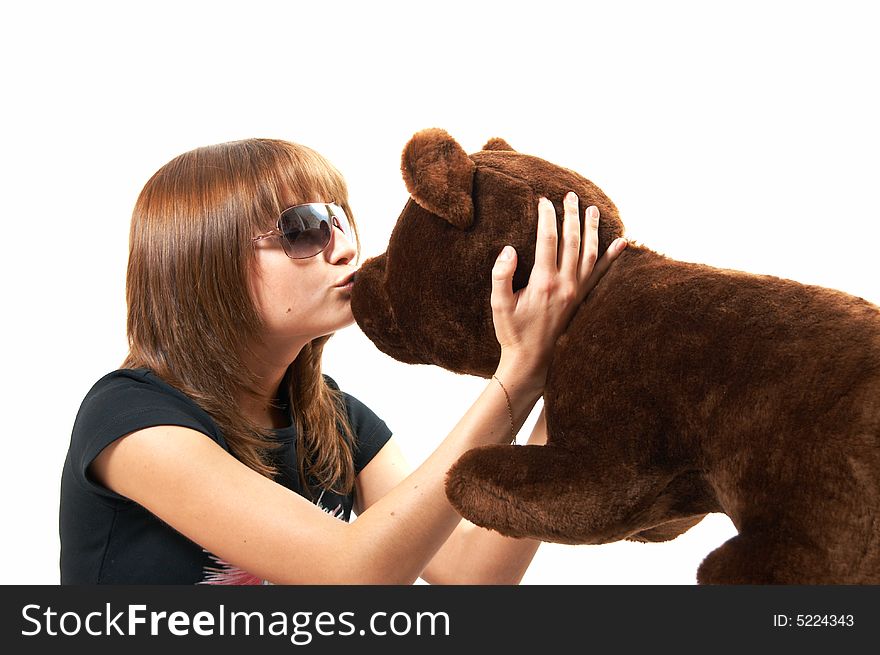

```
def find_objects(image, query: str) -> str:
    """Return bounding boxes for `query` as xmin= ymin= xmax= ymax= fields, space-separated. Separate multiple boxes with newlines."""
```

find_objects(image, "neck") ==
xmin=240 ymin=335 xmax=309 ymax=429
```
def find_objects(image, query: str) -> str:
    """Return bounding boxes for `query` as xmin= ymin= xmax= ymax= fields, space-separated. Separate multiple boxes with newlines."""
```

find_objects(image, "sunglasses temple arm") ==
xmin=251 ymin=231 xmax=281 ymax=243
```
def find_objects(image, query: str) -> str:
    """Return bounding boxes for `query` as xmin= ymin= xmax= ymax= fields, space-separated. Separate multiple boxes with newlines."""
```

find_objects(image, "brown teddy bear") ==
xmin=350 ymin=128 xmax=880 ymax=584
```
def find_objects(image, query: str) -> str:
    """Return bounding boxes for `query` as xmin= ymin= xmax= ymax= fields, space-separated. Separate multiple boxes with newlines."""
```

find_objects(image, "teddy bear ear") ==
xmin=482 ymin=137 xmax=516 ymax=152
xmin=401 ymin=128 xmax=475 ymax=230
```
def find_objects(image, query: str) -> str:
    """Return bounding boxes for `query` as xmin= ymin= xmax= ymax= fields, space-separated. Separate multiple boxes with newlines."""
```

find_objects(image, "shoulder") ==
xmin=75 ymin=368 xmax=220 ymax=440
xmin=79 ymin=369 xmax=184 ymax=417
xmin=67 ymin=369 xmax=227 ymax=503
xmin=82 ymin=368 xmax=202 ymax=410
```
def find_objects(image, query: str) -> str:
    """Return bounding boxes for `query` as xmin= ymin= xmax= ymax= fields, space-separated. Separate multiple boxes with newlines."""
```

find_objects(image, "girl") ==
xmin=59 ymin=138 xmax=626 ymax=584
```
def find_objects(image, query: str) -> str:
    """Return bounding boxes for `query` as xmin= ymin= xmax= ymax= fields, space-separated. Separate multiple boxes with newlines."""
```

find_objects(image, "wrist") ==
xmin=494 ymin=353 xmax=545 ymax=402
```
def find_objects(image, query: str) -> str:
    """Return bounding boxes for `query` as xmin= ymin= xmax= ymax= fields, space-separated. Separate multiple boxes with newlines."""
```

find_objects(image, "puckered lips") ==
xmin=333 ymin=272 xmax=355 ymax=289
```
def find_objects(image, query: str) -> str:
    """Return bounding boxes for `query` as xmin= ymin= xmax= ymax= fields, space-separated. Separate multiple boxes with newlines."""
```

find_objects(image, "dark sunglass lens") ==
xmin=278 ymin=204 xmax=344 ymax=259
xmin=288 ymin=221 xmax=331 ymax=258
xmin=278 ymin=211 xmax=305 ymax=258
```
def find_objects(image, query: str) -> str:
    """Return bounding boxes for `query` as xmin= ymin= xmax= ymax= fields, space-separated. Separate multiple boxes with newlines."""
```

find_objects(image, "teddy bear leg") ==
xmin=695 ymin=531 xmax=854 ymax=584
xmin=445 ymin=443 xmax=668 ymax=544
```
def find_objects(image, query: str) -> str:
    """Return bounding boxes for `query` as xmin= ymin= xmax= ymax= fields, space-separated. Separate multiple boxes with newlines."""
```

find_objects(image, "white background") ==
xmin=2 ymin=0 xmax=877 ymax=584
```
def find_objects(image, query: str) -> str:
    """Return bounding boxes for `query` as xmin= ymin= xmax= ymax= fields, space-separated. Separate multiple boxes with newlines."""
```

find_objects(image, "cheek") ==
xmin=258 ymin=275 xmax=302 ymax=318
xmin=250 ymin=260 xmax=299 ymax=317
xmin=251 ymin=264 xmax=326 ymax=328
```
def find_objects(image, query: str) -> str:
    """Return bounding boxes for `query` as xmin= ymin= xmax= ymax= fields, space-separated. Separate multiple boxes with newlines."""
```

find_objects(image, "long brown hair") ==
xmin=123 ymin=139 xmax=359 ymax=497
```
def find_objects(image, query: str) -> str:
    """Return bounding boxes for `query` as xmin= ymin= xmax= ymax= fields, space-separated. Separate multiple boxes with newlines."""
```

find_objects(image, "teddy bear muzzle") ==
xmin=350 ymin=253 xmax=417 ymax=365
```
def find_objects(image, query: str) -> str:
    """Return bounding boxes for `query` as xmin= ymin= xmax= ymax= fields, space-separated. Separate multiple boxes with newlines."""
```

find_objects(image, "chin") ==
xmin=323 ymin=311 xmax=356 ymax=337
xmin=338 ymin=301 xmax=355 ymax=324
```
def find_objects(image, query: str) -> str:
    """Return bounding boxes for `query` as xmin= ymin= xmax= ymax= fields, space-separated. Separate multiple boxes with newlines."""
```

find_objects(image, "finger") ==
xmin=581 ymin=237 xmax=627 ymax=296
xmin=578 ymin=205 xmax=601 ymax=281
xmin=533 ymin=197 xmax=558 ymax=278
xmin=490 ymin=245 xmax=518 ymax=315
xmin=558 ymin=191 xmax=582 ymax=277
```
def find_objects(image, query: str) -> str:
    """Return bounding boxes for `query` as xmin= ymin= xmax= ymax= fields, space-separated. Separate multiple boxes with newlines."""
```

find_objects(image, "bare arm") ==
xmin=422 ymin=408 xmax=549 ymax=584
xmin=354 ymin=408 xmax=549 ymax=584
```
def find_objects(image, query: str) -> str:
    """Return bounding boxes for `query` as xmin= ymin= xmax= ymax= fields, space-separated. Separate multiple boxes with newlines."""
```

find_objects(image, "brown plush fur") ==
xmin=351 ymin=128 xmax=880 ymax=584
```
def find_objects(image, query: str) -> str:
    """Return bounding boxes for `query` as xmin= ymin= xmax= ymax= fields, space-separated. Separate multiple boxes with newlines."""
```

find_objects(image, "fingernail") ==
xmin=616 ymin=238 xmax=628 ymax=252
xmin=589 ymin=206 xmax=599 ymax=220
xmin=566 ymin=191 xmax=578 ymax=203
xmin=498 ymin=245 xmax=514 ymax=261
xmin=538 ymin=197 xmax=549 ymax=206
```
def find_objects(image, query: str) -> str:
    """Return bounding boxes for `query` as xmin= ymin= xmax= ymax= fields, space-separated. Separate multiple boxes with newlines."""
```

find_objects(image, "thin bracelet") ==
xmin=492 ymin=374 xmax=517 ymax=445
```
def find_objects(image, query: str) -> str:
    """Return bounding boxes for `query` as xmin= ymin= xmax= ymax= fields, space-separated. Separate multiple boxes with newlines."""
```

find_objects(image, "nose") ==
xmin=326 ymin=224 xmax=357 ymax=265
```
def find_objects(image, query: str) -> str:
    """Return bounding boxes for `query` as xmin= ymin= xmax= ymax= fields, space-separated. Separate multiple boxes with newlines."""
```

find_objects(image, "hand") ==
xmin=490 ymin=192 xmax=626 ymax=387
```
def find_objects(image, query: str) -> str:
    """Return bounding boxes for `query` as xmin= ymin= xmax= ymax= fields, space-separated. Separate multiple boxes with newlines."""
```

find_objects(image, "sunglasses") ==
xmin=252 ymin=202 xmax=351 ymax=259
